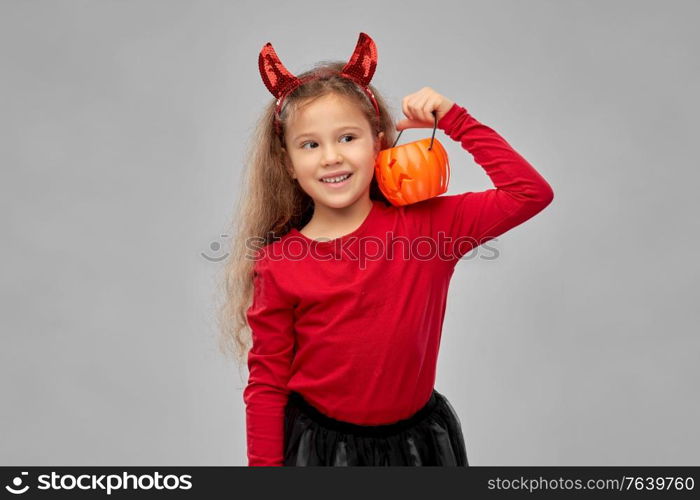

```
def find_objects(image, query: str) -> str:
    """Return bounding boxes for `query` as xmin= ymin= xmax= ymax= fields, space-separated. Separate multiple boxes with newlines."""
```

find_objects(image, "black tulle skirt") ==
xmin=283 ymin=389 xmax=469 ymax=466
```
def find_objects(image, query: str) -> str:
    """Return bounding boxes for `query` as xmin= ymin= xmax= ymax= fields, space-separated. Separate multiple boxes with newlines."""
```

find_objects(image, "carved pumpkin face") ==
xmin=374 ymin=137 xmax=450 ymax=206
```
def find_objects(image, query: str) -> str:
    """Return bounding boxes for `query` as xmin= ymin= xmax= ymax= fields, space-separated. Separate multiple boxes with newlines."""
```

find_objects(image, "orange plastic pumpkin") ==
xmin=374 ymin=112 xmax=450 ymax=206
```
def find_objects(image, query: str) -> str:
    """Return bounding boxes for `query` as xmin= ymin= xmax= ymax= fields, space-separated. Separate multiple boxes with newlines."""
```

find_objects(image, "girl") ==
xmin=218 ymin=33 xmax=554 ymax=466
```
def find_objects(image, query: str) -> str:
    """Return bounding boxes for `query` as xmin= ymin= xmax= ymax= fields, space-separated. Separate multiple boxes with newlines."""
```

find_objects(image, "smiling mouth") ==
xmin=319 ymin=172 xmax=353 ymax=185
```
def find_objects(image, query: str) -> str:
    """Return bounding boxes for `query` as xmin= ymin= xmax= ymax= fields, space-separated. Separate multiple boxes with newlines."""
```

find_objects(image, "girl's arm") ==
xmin=243 ymin=252 xmax=295 ymax=466
xmin=413 ymin=102 xmax=554 ymax=262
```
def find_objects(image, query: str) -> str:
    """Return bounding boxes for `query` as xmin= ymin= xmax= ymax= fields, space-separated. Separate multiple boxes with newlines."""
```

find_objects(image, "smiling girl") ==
xmin=218 ymin=33 xmax=554 ymax=466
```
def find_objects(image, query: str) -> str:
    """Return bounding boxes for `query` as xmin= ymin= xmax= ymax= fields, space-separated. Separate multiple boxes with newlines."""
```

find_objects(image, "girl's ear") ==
xmin=375 ymin=131 xmax=385 ymax=152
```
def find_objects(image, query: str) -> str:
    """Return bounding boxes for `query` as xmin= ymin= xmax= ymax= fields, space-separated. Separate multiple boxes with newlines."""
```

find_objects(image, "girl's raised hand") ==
xmin=395 ymin=87 xmax=455 ymax=131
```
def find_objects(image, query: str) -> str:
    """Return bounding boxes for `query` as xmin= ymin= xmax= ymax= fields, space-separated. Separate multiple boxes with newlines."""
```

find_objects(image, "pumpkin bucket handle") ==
xmin=391 ymin=110 xmax=438 ymax=150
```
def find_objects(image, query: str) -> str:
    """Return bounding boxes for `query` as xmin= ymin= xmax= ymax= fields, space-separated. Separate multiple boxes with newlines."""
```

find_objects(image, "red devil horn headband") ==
xmin=258 ymin=32 xmax=381 ymax=136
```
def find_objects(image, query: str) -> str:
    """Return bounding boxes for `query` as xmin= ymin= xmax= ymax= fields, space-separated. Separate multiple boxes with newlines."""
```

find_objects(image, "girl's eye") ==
xmin=301 ymin=135 xmax=355 ymax=149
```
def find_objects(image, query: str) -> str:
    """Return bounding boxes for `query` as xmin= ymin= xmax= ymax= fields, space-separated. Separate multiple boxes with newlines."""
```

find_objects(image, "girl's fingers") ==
xmin=411 ymin=91 xmax=429 ymax=121
xmin=402 ymin=97 xmax=414 ymax=121
xmin=410 ymin=100 xmax=436 ymax=124
xmin=396 ymin=87 xmax=452 ymax=129
xmin=396 ymin=117 xmax=428 ymax=131
xmin=415 ymin=96 xmax=432 ymax=122
xmin=403 ymin=89 xmax=427 ymax=120
xmin=402 ymin=88 xmax=444 ymax=124
xmin=418 ymin=95 xmax=440 ymax=122
xmin=408 ymin=95 xmax=422 ymax=120
xmin=423 ymin=99 xmax=438 ymax=123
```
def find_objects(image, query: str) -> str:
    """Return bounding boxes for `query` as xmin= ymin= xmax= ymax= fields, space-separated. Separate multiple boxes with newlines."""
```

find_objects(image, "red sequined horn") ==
xmin=258 ymin=32 xmax=380 ymax=135
xmin=339 ymin=32 xmax=378 ymax=90
xmin=258 ymin=41 xmax=302 ymax=104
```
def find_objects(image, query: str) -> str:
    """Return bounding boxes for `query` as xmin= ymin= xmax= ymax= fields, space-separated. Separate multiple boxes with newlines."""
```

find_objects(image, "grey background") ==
xmin=2 ymin=0 xmax=698 ymax=466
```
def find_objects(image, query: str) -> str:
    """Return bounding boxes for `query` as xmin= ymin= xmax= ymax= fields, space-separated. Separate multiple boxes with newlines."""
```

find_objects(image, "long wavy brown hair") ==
xmin=216 ymin=60 xmax=398 ymax=378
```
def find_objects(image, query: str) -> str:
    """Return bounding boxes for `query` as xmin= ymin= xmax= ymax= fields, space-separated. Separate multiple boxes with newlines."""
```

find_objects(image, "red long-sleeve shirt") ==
xmin=243 ymin=103 xmax=554 ymax=466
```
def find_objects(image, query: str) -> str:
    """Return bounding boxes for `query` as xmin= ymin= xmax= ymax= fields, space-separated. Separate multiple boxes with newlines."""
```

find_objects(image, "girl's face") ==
xmin=282 ymin=94 xmax=384 ymax=212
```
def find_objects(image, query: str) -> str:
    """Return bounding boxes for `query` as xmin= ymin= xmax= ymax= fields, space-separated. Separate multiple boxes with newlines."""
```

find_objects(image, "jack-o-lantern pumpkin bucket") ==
xmin=374 ymin=111 xmax=450 ymax=206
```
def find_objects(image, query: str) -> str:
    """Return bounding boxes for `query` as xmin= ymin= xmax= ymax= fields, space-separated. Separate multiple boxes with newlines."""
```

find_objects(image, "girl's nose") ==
xmin=322 ymin=151 xmax=343 ymax=166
